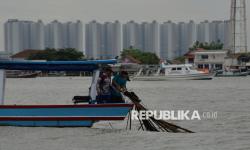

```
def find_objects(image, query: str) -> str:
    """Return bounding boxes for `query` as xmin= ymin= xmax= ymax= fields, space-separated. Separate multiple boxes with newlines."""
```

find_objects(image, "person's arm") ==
xmin=121 ymin=82 xmax=127 ymax=92
xmin=112 ymin=77 xmax=122 ymax=91
xmin=112 ymin=77 xmax=127 ymax=92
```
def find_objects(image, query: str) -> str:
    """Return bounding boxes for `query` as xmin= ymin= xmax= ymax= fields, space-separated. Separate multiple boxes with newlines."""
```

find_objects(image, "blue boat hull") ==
xmin=0 ymin=104 xmax=133 ymax=127
xmin=0 ymin=121 xmax=94 ymax=127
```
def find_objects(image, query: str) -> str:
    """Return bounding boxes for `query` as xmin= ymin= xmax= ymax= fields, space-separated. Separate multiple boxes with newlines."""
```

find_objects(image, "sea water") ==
xmin=0 ymin=77 xmax=250 ymax=150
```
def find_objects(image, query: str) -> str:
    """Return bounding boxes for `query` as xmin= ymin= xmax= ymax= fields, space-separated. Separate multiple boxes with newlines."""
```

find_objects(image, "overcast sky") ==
xmin=0 ymin=0 xmax=249 ymax=50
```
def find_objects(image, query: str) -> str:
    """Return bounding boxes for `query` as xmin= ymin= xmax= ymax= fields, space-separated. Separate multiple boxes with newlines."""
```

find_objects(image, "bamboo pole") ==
xmin=123 ymin=91 xmax=194 ymax=133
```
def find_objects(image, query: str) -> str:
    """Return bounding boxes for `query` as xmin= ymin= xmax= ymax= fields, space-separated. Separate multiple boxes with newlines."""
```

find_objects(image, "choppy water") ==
xmin=1 ymin=77 xmax=250 ymax=150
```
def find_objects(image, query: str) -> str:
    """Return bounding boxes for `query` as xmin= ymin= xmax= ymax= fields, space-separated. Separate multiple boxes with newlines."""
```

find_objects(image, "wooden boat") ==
xmin=133 ymin=64 xmax=213 ymax=81
xmin=0 ymin=60 xmax=133 ymax=127
xmin=6 ymin=70 xmax=41 ymax=78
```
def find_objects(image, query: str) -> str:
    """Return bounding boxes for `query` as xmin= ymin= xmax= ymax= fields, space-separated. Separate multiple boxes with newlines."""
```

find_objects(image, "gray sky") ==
xmin=0 ymin=0 xmax=249 ymax=50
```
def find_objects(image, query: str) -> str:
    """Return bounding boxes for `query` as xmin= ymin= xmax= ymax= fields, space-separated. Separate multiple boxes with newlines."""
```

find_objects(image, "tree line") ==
xmin=28 ymin=48 xmax=84 ymax=61
xmin=28 ymin=40 xmax=236 ymax=65
xmin=28 ymin=47 xmax=161 ymax=64
xmin=189 ymin=40 xmax=224 ymax=51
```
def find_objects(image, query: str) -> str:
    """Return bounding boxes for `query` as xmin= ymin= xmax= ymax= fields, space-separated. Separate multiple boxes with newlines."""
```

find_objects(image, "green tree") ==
xmin=189 ymin=40 xmax=223 ymax=51
xmin=28 ymin=48 xmax=84 ymax=61
xmin=173 ymin=56 xmax=185 ymax=64
xmin=121 ymin=48 xmax=160 ymax=64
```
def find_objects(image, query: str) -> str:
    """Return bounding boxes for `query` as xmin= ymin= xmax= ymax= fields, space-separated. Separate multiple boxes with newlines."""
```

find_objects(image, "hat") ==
xmin=121 ymin=71 xmax=130 ymax=81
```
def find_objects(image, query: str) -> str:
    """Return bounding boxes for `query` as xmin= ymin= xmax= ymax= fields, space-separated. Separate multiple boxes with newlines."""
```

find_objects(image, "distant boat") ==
xmin=133 ymin=63 xmax=213 ymax=81
xmin=6 ymin=70 xmax=41 ymax=78
xmin=215 ymin=70 xmax=248 ymax=77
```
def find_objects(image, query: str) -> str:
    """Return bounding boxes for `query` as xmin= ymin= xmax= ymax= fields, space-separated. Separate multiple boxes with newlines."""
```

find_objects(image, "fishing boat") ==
xmin=0 ymin=59 xmax=133 ymax=127
xmin=215 ymin=70 xmax=248 ymax=77
xmin=133 ymin=63 xmax=213 ymax=81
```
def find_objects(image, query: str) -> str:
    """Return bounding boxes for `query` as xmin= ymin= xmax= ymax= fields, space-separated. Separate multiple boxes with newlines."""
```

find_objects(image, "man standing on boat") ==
xmin=96 ymin=67 xmax=113 ymax=103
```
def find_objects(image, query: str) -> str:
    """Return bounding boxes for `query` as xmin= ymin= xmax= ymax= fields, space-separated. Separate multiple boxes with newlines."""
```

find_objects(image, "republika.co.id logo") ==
xmin=131 ymin=110 xmax=218 ymax=121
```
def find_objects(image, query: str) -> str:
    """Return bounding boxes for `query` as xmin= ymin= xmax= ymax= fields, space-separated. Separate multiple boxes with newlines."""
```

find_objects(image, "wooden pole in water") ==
xmin=126 ymin=111 xmax=130 ymax=130
xmin=0 ymin=70 xmax=6 ymax=105
xmin=129 ymin=111 xmax=132 ymax=130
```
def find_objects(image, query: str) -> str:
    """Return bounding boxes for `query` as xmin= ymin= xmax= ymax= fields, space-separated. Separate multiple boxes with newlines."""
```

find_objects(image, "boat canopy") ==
xmin=0 ymin=59 xmax=117 ymax=71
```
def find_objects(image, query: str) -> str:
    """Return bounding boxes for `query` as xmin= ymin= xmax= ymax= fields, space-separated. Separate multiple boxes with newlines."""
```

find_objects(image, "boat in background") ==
xmin=215 ymin=69 xmax=248 ymax=77
xmin=0 ymin=60 xmax=133 ymax=127
xmin=133 ymin=63 xmax=213 ymax=81
xmin=6 ymin=70 xmax=41 ymax=78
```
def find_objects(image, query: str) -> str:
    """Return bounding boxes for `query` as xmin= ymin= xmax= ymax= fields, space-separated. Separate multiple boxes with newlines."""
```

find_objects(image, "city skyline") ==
xmin=4 ymin=19 xmax=83 ymax=54
xmin=0 ymin=0 xmax=249 ymax=52
xmin=4 ymin=19 xmax=234 ymax=60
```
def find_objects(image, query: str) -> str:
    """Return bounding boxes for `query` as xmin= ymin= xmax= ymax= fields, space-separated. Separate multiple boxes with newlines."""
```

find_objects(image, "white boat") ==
xmin=133 ymin=63 xmax=213 ymax=81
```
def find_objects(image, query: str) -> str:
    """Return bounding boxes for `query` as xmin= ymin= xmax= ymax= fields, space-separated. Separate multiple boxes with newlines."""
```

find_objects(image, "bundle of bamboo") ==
xmin=124 ymin=91 xmax=194 ymax=133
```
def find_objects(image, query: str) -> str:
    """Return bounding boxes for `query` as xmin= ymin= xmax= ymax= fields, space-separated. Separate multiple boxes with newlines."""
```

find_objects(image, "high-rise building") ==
xmin=123 ymin=21 xmax=160 ymax=57
xmin=177 ymin=21 xmax=197 ymax=56
xmin=60 ymin=20 xmax=83 ymax=51
xmin=4 ymin=19 xmax=45 ymax=54
xmin=197 ymin=20 xmax=232 ymax=50
xmin=85 ymin=21 xmax=121 ymax=59
xmin=197 ymin=20 xmax=210 ymax=43
xmin=85 ymin=20 xmax=102 ymax=59
xmin=75 ymin=20 xmax=84 ymax=52
xmin=45 ymin=20 xmax=63 ymax=49
xmin=4 ymin=19 xmax=22 ymax=54
xmin=178 ymin=22 xmax=187 ymax=56
xmin=123 ymin=21 xmax=141 ymax=49
xmin=139 ymin=21 xmax=160 ymax=56
xmin=103 ymin=21 xmax=122 ymax=58
xmin=209 ymin=20 xmax=229 ymax=44
xmin=31 ymin=20 xmax=45 ymax=50
xmin=151 ymin=21 xmax=160 ymax=57
xmin=4 ymin=19 xmax=83 ymax=54
xmin=223 ymin=20 xmax=232 ymax=49
xmin=160 ymin=21 xmax=178 ymax=60
xmin=186 ymin=20 xmax=197 ymax=51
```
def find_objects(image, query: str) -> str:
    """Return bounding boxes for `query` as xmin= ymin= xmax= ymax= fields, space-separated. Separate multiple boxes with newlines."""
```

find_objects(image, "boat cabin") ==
xmin=160 ymin=64 xmax=197 ymax=75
